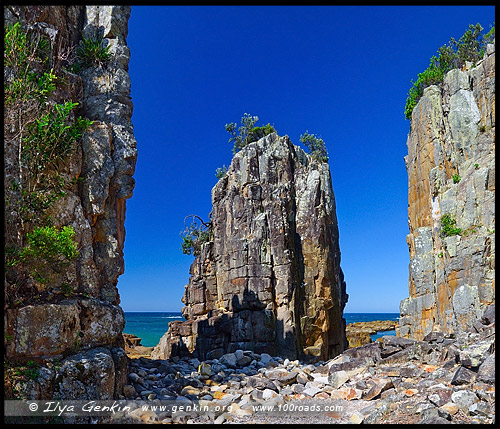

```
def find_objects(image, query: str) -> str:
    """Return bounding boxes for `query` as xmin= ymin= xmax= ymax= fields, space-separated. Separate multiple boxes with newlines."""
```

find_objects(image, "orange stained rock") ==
xmin=212 ymin=391 xmax=227 ymax=400
xmin=421 ymin=364 xmax=439 ymax=373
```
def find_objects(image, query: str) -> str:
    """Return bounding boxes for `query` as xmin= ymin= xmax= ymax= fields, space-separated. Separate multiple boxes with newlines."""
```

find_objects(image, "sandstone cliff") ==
xmin=4 ymin=5 xmax=136 ymax=402
xmin=399 ymin=42 xmax=495 ymax=339
xmin=152 ymin=132 xmax=348 ymax=362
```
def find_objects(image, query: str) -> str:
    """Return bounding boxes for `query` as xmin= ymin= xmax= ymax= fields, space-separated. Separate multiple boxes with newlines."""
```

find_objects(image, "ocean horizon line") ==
xmin=123 ymin=310 xmax=401 ymax=314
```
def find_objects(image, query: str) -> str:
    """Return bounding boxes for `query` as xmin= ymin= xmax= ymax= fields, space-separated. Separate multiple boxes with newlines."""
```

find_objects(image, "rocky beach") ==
xmin=113 ymin=304 xmax=494 ymax=424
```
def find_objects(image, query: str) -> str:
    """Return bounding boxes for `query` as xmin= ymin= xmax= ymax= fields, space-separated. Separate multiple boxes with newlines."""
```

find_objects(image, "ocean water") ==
xmin=124 ymin=312 xmax=400 ymax=348
xmin=124 ymin=312 xmax=184 ymax=347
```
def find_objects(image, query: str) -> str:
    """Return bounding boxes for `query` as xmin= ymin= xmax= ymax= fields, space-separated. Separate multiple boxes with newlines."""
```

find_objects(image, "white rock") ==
xmin=262 ymin=388 xmax=278 ymax=400
xmin=350 ymin=412 xmax=364 ymax=424
xmin=328 ymin=370 xmax=349 ymax=389
xmin=303 ymin=385 xmax=322 ymax=397
xmin=451 ymin=390 xmax=479 ymax=409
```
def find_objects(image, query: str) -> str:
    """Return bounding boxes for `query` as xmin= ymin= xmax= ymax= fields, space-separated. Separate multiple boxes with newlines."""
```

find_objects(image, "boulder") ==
xmin=476 ymin=353 xmax=495 ymax=384
xmin=327 ymin=370 xmax=349 ymax=389
xmin=451 ymin=366 xmax=477 ymax=385
xmin=459 ymin=339 xmax=494 ymax=368
xmin=220 ymin=353 xmax=238 ymax=368
xmin=480 ymin=305 xmax=495 ymax=325
xmin=451 ymin=390 xmax=479 ymax=410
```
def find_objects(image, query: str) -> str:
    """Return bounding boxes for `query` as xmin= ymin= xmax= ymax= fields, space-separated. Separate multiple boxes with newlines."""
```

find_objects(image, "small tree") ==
xmin=180 ymin=215 xmax=212 ymax=256
xmin=225 ymin=113 xmax=259 ymax=154
xmin=300 ymin=131 xmax=329 ymax=162
xmin=225 ymin=113 xmax=276 ymax=154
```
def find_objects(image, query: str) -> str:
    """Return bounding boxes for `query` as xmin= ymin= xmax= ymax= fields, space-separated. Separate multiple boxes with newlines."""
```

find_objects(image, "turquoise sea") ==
xmin=124 ymin=312 xmax=400 ymax=348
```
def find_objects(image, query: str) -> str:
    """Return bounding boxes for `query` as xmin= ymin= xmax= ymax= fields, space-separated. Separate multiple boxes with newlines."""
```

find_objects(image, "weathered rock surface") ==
xmin=123 ymin=333 xmax=154 ymax=359
xmin=4 ymin=5 xmax=136 ymax=403
xmin=346 ymin=320 xmax=399 ymax=348
xmin=399 ymin=43 xmax=495 ymax=340
xmin=153 ymin=133 xmax=347 ymax=362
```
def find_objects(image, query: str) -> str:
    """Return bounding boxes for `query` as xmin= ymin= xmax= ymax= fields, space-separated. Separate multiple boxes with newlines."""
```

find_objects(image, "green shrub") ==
xmin=215 ymin=165 xmax=228 ymax=179
xmin=20 ymin=101 xmax=92 ymax=224
xmin=405 ymin=23 xmax=494 ymax=119
xmin=440 ymin=214 xmax=462 ymax=237
xmin=180 ymin=215 xmax=212 ymax=256
xmin=248 ymin=123 xmax=276 ymax=143
xmin=452 ymin=173 xmax=461 ymax=184
xmin=17 ymin=226 xmax=79 ymax=286
xmin=299 ymin=131 xmax=329 ymax=162
xmin=76 ymin=34 xmax=112 ymax=68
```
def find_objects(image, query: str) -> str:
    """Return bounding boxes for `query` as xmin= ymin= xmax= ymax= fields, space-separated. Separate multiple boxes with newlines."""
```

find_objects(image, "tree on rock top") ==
xmin=225 ymin=113 xmax=276 ymax=154
xmin=300 ymin=131 xmax=329 ymax=162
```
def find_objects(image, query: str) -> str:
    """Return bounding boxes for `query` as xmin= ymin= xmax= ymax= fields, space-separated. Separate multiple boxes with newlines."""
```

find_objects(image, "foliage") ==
xmin=4 ymin=22 xmax=55 ymax=105
xmin=4 ymin=22 xmax=89 ymax=303
xmin=17 ymin=102 xmax=92 ymax=225
xmin=452 ymin=173 xmax=461 ymax=184
xmin=180 ymin=215 xmax=212 ymax=256
xmin=440 ymin=214 xmax=462 ymax=238
xmin=248 ymin=123 xmax=276 ymax=143
xmin=76 ymin=33 xmax=112 ymax=68
xmin=215 ymin=164 xmax=228 ymax=179
xmin=474 ymin=163 xmax=480 ymax=169
xmin=405 ymin=23 xmax=495 ymax=119
xmin=225 ymin=113 xmax=259 ymax=154
xmin=225 ymin=114 xmax=275 ymax=154
xmin=15 ymin=226 xmax=79 ymax=287
xmin=299 ymin=131 xmax=329 ymax=162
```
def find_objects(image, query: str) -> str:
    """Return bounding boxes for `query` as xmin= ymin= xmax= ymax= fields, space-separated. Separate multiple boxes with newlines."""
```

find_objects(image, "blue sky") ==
xmin=119 ymin=5 xmax=495 ymax=313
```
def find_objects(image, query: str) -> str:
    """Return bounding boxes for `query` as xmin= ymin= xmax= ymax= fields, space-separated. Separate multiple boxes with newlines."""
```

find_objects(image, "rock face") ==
xmin=346 ymin=320 xmax=399 ymax=348
xmin=153 ymin=133 xmax=347 ymax=361
xmin=4 ymin=5 xmax=136 ymax=401
xmin=399 ymin=43 xmax=495 ymax=340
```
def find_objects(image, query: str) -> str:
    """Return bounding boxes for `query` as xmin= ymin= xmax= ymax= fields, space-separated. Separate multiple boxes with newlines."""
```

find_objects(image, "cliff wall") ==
xmin=4 ymin=5 xmax=136 ymax=401
xmin=152 ymin=133 xmax=348 ymax=362
xmin=399 ymin=42 xmax=495 ymax=339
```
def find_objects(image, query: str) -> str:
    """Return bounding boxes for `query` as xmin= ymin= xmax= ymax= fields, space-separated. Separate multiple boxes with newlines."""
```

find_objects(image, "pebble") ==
xmin=120 ymin=328 xmax=494 ymax=424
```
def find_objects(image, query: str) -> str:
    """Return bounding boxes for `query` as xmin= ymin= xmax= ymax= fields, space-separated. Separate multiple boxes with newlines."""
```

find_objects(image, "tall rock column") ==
xmin=153 ymin=133 xmax=347 ymax=361
xmin=4 ymin=5 xmax=136 ymax=401
xmin=399 ymin=43 xmax=495 ymax=340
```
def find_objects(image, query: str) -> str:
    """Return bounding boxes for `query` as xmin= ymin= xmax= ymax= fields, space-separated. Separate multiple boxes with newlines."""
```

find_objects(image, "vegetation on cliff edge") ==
xmin=405 ymin=23 xmax=495 ymax=119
